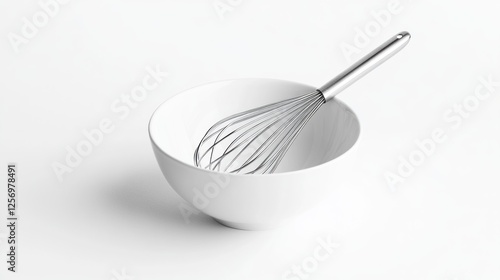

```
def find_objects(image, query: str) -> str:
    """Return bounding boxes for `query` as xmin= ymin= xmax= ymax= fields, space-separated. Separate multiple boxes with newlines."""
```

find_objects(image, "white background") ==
xmin=1 ymin=0 xmax=500 ymax=279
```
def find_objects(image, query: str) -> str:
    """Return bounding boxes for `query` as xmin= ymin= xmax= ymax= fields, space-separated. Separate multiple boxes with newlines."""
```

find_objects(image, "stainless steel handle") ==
xmin=319 ymin=31 xmax=411 ymax=102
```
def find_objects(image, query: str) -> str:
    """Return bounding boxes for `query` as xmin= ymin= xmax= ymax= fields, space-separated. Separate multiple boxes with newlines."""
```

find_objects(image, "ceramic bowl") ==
xmin=149 ymin=78 xmax=360 ymax=230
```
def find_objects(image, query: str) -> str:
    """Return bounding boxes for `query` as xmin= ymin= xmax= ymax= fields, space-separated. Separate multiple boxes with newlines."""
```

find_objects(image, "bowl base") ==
xmin=213 ymin=218 xmax=285 ymax=231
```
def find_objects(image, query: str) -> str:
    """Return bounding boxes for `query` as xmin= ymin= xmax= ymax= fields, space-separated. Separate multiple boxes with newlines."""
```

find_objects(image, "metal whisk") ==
xmin=194 ymin=31 xmax=411 ymax=174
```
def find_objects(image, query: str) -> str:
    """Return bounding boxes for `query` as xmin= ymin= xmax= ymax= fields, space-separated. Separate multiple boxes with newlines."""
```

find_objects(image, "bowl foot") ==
xmin=213 ymin=218 xmax=284 ymax=231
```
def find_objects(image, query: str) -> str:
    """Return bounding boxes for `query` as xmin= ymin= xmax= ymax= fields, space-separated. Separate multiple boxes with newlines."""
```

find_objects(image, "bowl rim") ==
xmin=148 ymin=77 xmax=361 ymax=178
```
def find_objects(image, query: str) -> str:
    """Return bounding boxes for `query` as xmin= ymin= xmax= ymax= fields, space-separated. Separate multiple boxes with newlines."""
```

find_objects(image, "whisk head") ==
xmin=194 ymin=90 xmax=325 ymax=174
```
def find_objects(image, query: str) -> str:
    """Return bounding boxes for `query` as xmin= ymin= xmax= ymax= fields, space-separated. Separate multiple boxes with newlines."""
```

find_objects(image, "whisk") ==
xmin=194 ymin=31 xmax=411 ymax=174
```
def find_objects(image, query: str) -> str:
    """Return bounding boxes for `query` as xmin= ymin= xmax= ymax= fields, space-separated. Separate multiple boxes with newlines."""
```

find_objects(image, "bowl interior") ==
xmin=150 ymin=79 xmax=360 ymax=173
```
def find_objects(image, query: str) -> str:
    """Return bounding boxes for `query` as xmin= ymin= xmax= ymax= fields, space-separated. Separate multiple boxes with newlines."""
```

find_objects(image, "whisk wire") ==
xmin=210 ymin=92 xmax=319 ymax=170
xmin=233 ymin=94 xmax=325 ymax=173
xmin=251 ymin=95 xmax=325 ymax=173
xmin=194 ymin=90 xmax=325 ymax=174
xmin=194 ymin=91 xmax=319 ymax=167
xmin=216 ymin=93 xmax=322 ymax=172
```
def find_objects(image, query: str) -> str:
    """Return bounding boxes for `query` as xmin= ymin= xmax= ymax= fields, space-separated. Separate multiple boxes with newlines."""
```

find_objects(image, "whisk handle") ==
xmin=319 ymin=31 xmax=411 ymax=102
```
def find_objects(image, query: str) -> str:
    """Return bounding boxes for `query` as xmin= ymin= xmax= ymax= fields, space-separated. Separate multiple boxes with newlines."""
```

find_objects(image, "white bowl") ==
xmin=149 ymin=78 xmax=360 ymax=230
